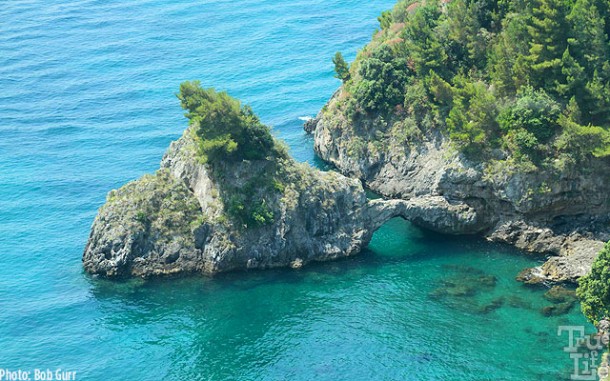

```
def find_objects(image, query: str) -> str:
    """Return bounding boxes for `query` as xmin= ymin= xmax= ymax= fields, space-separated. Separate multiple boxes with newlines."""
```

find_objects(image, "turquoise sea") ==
xmin=0 ymin=0 xmax=594 ymax=380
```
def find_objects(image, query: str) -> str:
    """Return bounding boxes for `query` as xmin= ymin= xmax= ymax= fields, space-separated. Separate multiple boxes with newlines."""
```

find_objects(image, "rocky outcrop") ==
xmin=511 ymin=230 xmax=607 ymax=284
xmin=83 ymin=127 xmax=483 ymax=278
xmin=306 ymin=90 xmax=610 ymax=283
xmin=366 ymin=196 xmax=483 ymax=234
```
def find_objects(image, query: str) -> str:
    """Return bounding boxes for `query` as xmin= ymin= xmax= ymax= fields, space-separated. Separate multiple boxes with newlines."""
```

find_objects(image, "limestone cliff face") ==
xmin=308 ymin=88 xmax=610 ymax=283
xmin=83 ymin=128 xmax=480 ymax=278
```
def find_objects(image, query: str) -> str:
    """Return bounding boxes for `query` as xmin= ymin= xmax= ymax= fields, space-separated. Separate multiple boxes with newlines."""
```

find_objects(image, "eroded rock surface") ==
xmin=83 ymin=128 xmax=480 ymax=278
xmin=306 ymin=90 xmax=610 ymax=283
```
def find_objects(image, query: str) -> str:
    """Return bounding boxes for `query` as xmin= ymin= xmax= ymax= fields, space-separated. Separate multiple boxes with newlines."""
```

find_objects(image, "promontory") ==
xmin=83 ymin=82 xmax=479 ymax=278
xmin=306 ymin=0 xmax=610 ymax=284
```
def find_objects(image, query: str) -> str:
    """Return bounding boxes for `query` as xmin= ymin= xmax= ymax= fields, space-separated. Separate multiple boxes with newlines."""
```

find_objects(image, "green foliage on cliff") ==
xmin=177 ymin=81 xmax=291 ymax=228
xmin=577 ymin=242 xmax=610 ymax=325
xmin=178 ymin=81 xmax=276 ymax=163
xmin=334 ymin=0 xmax=610 ymax=163
xmin=333 ymin=52 xmax=350 ymax=82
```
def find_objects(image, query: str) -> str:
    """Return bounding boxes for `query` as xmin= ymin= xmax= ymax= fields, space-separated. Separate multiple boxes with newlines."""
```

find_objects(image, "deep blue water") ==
xmin=0 ymin=0 xmax=593 ymax=380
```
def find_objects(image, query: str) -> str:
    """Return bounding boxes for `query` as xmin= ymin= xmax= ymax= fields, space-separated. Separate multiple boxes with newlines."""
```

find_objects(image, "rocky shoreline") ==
xmin=83 ymin=127 xmax=484 ymax=278
xmin=305 ymin=92 xmax=610 ymax=284
xmin=84 ymin=111 xmax=610 ymax=282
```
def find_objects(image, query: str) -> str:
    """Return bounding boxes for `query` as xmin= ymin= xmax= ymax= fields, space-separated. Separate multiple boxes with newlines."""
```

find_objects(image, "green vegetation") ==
xmin=104 ymin=169 xmax=203 ymax=240
xmin=220 ymin=165 xmax=281 ymax=228
xmin=177 ymin=81 xmax=290 ymax=228
xmin=577 ymin=242 xmax=610 ymax=325
xmin=333 ymin=52 xmax=350 ymax=82
xmin=334 ymin=0 xmax=610 ymax=164
xmin=178 ymin=81 xmax=277 ymax=163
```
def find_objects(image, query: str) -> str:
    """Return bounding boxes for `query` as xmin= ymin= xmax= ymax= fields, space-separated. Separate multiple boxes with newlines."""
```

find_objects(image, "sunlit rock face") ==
xmin=84 ymin=126 xmax=484 ymax=278
xmin=306 ymin=88 xmax=610 ymax=284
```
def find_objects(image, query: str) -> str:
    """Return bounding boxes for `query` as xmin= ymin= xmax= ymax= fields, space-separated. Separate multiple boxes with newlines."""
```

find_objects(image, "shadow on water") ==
xmin=87 ymin=218 xmax=546 ymax=303
xmin=84 ymin=217 xmax=592 ymax=381
xmin=85 ymin=217 xmax=557 ymax=343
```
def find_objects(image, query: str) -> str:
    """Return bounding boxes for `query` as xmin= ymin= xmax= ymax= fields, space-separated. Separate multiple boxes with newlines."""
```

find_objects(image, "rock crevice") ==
xmin=83 ymin=127 xmax=482 ymax=278
xmin=306 ymin=94 xmax=610 ymax=284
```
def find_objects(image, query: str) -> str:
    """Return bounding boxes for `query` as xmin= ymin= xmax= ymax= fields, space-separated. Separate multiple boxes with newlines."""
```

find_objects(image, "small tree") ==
xmin=378 ymin=10 xmax=393 ymax=30
xmin=177 ymin=81 xmax=275 ymax=162
xmin=497 ymin=87 xmax=561 ymax=143
xmin=332 ymin=52 xmax=350 ymax=82
xmin=577 ymin=242 xmax=610 ymax=325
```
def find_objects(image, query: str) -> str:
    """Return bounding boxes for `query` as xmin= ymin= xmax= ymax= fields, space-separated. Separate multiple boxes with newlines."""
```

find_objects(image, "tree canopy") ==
xmin=177 ymin=81 xmax=276 ymax=163
xmin=334 ymin=0 xmax=610 ymax=164
xmin=577 ymin=242 xmax=610 ymax=325
xmin=333 ymin=52 xmax=351 ymax=82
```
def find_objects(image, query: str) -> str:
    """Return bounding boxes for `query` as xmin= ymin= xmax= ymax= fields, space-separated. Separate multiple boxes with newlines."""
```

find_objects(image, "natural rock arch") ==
xmin=364 ymin=196 xmax=485 ymax=236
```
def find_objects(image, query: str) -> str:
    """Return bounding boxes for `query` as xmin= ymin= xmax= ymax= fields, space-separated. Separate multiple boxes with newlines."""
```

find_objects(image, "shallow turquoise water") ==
xmin=0 ymin=0 xmax=593 ymax=380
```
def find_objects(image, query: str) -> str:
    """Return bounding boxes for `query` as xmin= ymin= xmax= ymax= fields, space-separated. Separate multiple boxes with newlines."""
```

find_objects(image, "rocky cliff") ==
xmin=83 ymin=126 xmax=481 ymax=278
xmin=307 ymin=88 xmax=610 ymax=284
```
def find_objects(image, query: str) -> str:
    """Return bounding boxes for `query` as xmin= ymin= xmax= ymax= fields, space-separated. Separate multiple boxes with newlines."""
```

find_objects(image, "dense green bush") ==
xmin=226 ymin=194 xmax=275 ymax=227
xmin=577 ymin=242 xmax=610 ymax=325
xmin=177 ymin=81 xmax=275 ymax=162
xmin=347 ymin=44 xmax=410 ymax=118
xmin=334 ymin=0 xmax=610 ymax=163
xmin=498 ymin=88 xmax=561 ymax=144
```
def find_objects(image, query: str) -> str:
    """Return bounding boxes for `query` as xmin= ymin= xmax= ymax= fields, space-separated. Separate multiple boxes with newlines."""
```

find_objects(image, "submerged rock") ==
xmin=441 ymin=264 xmax=486 ymax=276
xmin=541 ymin=301 xmax=575 ymax=317
xmin=543 ymin=286 xmax=577 ymax=304
xmin=428 ymin=266 xmax=498 ymax=305
xmin=476 ymin=297 xmax=505 ymax=314
xmin=429 ymin=284 xmax=477 ymax=298
xmin=506 ymin=295 xmax=533 ymax=310
xmin=537 ymin=285 xmax=578 ymax=317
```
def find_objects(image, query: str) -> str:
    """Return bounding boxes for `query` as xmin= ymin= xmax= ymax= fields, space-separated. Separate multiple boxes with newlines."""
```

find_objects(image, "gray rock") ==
xmin=308 ymin=88 xmax=610 ymax=283
xmin=515 ymin=236 xmax=606 ymax=284
xmin=83 ymin=128 xmax=483 ymax=278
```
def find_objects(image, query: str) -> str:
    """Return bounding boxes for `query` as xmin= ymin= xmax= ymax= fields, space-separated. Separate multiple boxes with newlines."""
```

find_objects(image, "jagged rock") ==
xmin=365 ymin=196 xmax=485 ymax=234
xmin=306 ymin=88 xmax=610 ymax=284
xmin=514 ymin=236 xmax=606 ymax=284
xmin=303 ymin=117 xmax=318 ymax=134
xmin=83 ymin=127 xmax=484 ymax=278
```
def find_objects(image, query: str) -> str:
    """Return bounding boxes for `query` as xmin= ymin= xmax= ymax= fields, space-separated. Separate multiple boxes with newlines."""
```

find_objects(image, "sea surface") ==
xmin=0 ymin=0 xmax=594 ymax=380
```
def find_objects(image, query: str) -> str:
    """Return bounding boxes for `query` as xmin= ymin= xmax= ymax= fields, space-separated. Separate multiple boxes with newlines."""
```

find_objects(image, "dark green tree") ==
xmin=177 ymin=81 xmax=275 ymax=162
xmin=567 ymin=0 xmax=609 ymax=77
xmin=489 ymin=13 xmax=530 ymax=95
xmin=332 ymin=52 xmax=351 ymax=82
xmin=556 ymin=48 xmax=586 ymax=101
xmin=378 ymin=10 xmax=393 ymax=30
xmin=521 ymin=0 xmax=569 ymax=91
xmin=348 ymin=44 xmax=409 ymax=117
xmin=584 ymin=69 xmax=610 ymax=125
xmin=578 ymin=242 xmax=610 ymax=325
xmin=446 ymin=77 xmax=498 ymax=153
xmin=404 ymin=2 xmax=448 ymax=76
